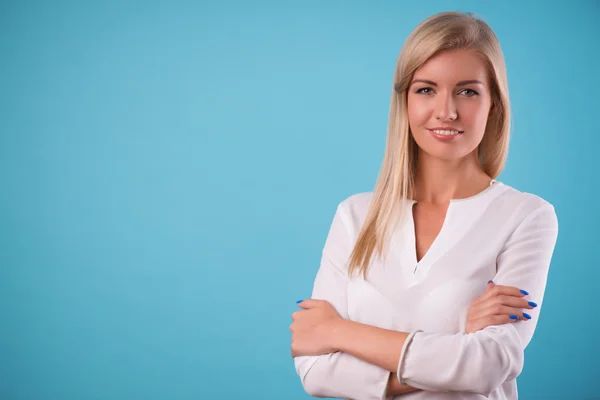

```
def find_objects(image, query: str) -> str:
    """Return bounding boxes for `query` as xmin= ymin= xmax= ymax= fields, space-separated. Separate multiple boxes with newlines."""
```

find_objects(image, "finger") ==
xmin=296 ymin=298 xmax=321 ymax=309
xmin=472 ymin=314 xmax=521 ymax=331
xmin=291 ymin=311 xmax=301 ymax=321
xmin=479 ymin=295 xmax=538 ymax=311
xmin=476 ymin=285 xmax=528 ymax=304
xmin=291 ymin=309 xmax=314 ymax=322
xmin=471 ymin=303 xmax=531 ymax=321
xmin=471 ymin=298 xmax=535 ymax=321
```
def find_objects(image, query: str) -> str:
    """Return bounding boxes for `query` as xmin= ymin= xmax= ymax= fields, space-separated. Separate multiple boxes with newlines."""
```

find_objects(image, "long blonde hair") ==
xmin=348 ymin=11 xmax=511 ymax=278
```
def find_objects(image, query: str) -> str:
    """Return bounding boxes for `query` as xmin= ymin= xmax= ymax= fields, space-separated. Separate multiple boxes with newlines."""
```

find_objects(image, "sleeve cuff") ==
xmin=397 ymin=330 xmax=422 ymax=385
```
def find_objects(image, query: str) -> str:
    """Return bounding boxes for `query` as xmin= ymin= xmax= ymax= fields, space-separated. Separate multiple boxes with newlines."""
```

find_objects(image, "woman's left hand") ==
xmin=290 ymin=299 xmax=343 ymax=357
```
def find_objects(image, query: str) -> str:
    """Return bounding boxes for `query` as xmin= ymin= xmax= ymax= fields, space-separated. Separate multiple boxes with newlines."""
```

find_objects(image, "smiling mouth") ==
xmin=427 ymin=128 xmax=463 ymax=141
xmin=428 ymin=128 xmax=463 ymax=136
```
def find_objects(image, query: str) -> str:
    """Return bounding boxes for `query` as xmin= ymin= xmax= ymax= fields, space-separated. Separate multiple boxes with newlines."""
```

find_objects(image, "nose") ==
xmin=434 ymin=92 xmax=458 ymax=121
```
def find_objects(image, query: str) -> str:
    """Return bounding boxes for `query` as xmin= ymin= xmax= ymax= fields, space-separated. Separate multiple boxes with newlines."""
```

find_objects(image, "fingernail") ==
xmin=520 ymin=289 xmax=529 ymax=295
xmin=509 ymin=315 xmax=519 ymax=320
xmin=523 ymin=313 xmax=532 ymax=319
xmin=528 ymin=301 xmax=537 ymax=307
xmin=488 ymin=280 xmax=494 ymax=284
xmin=296 ymin=300 xmax=303 ymax=304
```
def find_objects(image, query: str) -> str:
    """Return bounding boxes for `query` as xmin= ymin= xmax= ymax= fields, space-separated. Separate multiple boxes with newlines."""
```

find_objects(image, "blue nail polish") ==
xmin=528 ymin=301 xmax=537 ymax=307
xmin=488 ymin=280 xmax=494 ymax=284
xmin=520 ymin=289 xmax=529 ymax=295
xmin=523 ymin=313 xmax=532 ymax=319
xmin=509 ymin=315 xmax=519 ymax=320
xmin=296 ymin=300 xmax=303 ymax=304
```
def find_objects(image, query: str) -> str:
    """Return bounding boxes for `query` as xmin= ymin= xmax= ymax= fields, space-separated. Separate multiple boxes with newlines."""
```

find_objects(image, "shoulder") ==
xmin=338 ymin=192 xmax=374 ymax=212
xmin=494 ymin=183 xmax=558 ymax=230
xmin=332 ymin=192 xmax=374 ymax=232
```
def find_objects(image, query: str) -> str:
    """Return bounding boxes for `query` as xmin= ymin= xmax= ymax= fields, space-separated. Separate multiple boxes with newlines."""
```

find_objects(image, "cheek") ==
xmin=461 ymin=103 xmax=491 ymax=132
xmin=407 ymin=96 xmax=429 ymax=126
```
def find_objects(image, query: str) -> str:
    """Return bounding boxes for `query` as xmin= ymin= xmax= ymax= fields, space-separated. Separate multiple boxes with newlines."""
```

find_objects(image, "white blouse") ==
xmin=294 ymin=181 xmax=559 ymax=400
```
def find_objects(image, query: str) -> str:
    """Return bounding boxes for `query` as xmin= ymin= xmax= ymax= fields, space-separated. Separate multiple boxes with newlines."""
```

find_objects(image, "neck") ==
xmin=413 ymin=150 xmax=492 ymax=205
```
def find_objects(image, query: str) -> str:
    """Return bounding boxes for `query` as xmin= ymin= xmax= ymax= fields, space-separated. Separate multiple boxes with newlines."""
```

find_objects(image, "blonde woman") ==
xmin=290 ymin=11 xmax=558 ymax=400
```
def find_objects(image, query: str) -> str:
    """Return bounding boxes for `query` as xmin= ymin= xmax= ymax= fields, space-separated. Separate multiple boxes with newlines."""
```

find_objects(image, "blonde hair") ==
xmin=348 ymin=11 xmax=511 ymax=278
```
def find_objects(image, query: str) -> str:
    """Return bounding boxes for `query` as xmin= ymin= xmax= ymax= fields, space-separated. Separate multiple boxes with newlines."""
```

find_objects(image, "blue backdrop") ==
xmin=1 ymin=1 xmax=598 ymax=399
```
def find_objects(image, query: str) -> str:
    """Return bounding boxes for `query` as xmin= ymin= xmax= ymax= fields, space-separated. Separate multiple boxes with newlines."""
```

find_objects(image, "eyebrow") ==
xmin=410 ymin=79 xmax=484 ymax=87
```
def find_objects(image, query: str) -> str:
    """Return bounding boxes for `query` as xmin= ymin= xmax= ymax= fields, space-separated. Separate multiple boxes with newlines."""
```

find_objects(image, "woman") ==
xmin=290 ymin=11 xmax=558 ymax=400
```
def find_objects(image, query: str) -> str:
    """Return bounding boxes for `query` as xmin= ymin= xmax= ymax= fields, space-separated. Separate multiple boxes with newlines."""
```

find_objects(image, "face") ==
xmin=407 ymin=49 xmax=493 ymax=162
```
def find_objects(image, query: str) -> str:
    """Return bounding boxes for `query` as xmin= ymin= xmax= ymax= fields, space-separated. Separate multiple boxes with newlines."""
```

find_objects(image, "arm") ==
xmin=294 ymin=204 xmax=405 ymax=400
xmin=386 ymin=373 xmax=421 ymax=396
xmin=327 ymin=202 xmax=558 ymax=396
xmin=321 ymin=320 xmax=420 ymax=395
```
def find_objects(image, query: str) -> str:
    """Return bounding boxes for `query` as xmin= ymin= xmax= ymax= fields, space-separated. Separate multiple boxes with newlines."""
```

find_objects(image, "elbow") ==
xmin=294 ymin=355 xmax=329 ymax=398
xmin=301 ymin=376 xmax=327 ymax=398
xmin=296 ymin=353 xmax=390 ymax=400
xmin=468 ymin=336 xmax=524 ymax=396
xmin=299 ymin=364 xmax=332 ymax=398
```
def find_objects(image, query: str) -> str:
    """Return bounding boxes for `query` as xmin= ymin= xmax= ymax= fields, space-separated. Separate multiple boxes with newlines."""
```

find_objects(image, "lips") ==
xmin=428 ymin=127 xmax=464 ymax=135
xmin=427 ymin=128 xmax=463 ymax=141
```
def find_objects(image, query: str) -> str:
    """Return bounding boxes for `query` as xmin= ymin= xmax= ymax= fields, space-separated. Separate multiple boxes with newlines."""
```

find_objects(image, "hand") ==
xmin=465 ymin=281 xmax=538 ymax=334
xmin=290 ymin=299 xmax=343 ymax=357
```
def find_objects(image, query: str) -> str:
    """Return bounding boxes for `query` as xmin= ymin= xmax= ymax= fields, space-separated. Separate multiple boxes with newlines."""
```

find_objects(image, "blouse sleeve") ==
xmin=294 ymin=203 xmax=391 ymax=400
xmin=398 ymin=202 xmax=559 ymax=396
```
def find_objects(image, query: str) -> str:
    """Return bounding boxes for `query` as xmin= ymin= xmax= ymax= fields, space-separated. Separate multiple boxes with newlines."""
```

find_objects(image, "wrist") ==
xmin=329 ymin=318 xmax=352 ymax=352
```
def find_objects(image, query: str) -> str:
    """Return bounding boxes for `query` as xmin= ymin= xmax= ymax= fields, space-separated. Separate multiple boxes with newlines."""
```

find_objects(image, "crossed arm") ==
xmin=293 ymin=309 xmax=418 ymax=396
xmin=292 ymin=202 xmax=558 ymax=399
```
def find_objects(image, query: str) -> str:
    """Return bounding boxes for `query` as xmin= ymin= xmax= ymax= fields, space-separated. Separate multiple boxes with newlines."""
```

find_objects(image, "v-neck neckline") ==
xmin=402 ymin=180 xmax=502 ymax=283
xmin=406 ymin=201 xmax=452 ymax=273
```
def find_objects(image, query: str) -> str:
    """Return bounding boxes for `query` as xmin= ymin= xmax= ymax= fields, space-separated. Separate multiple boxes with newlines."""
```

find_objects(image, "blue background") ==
xmin=1 ymin=1 xmax=598 ymax=399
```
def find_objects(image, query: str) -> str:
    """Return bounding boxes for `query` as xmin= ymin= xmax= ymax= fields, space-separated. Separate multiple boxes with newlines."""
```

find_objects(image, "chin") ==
xmin=422 ymin=150 xmax=467 ymax=162
xmin=417 ymin=141 xmax=477 ymax=162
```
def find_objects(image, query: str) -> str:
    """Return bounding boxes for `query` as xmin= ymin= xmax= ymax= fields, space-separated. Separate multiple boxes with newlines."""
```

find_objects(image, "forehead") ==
xmin=413 ymin=49 xmax=488 ymax=83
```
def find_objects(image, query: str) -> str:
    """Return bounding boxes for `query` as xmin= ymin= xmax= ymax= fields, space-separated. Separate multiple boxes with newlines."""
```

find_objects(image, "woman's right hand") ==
xmin=465 ymin=281 xmax=538 ymax=334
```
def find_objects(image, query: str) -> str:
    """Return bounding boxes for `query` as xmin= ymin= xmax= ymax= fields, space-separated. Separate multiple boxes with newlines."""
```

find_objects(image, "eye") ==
xmin=459 ymin=88 xmax=479 ymax=97
xmin=415 ymin=87 xmax=434 ymax=95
